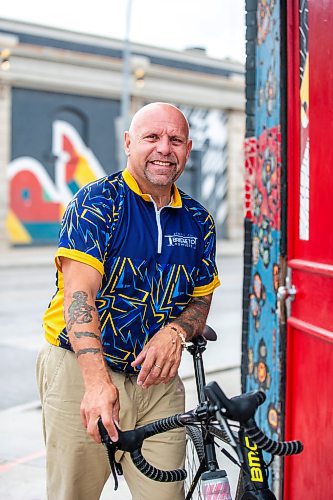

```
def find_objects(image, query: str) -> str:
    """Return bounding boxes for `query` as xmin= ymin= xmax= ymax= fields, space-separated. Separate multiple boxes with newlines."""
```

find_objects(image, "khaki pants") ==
xmin=36 ymin=343 xmax=186 ymax=500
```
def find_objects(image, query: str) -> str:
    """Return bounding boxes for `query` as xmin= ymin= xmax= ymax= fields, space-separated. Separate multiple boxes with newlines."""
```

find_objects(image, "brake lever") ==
xmin=98 ymin=418 xmax=123 ymax=490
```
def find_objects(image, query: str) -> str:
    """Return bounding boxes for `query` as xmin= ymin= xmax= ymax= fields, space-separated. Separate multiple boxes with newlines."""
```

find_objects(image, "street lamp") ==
xmin=0 ymin=33 xmax=18 ymax=71
xmin=131 ymin=55 xmax=150 ymax=89
xmin=121 ymin=0 xmax=133 ymax=132
xmin=117 ymin=3 xmax=150 ymax=168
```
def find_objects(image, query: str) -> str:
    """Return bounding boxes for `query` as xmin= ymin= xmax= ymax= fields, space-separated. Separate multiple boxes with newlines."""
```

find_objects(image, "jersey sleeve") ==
xmin=192 ymin=215 xmax=220 ymax=297
xmin=55 ymin=183 xmax=111 ymax=276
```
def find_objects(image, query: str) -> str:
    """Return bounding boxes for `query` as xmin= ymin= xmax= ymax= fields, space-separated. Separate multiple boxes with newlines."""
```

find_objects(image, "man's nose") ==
xmin=156 ymin=136 xmax=172 ymax=155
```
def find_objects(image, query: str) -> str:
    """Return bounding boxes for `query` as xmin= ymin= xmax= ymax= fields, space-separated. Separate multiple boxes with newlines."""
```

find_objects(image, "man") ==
xmin=37 ymin=102 xmax=220 ymax=500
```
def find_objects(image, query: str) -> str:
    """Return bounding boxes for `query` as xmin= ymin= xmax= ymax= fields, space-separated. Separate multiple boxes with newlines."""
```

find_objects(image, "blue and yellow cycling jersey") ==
xmin=43 ymin=169 xmax=220 ymax=373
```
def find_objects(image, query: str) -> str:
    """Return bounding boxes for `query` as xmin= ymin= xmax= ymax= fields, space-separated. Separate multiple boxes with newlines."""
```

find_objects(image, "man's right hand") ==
xmin=80 ymin=381 xmax=120 ymax=443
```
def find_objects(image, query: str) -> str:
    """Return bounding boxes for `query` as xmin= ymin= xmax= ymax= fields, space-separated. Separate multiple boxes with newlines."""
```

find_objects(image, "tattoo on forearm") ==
xmin=67 ymin=291 xmax=96 ymax=331
xmin=175 ymin=295 xmax=212 ymax=339
xmin=74 ymin=331 xmax=101 ymax=341
xmin=76 ymin=347 xmax=102 ymax=358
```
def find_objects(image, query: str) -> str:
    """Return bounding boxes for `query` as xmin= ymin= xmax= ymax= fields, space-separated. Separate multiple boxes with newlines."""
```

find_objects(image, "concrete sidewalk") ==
xmin=0 ymin=367 xmax=241 ymax=500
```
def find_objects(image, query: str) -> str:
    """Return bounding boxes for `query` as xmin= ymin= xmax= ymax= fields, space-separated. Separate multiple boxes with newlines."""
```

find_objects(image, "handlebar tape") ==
xmin=130 ymin=414 xmax=187 ymax=482
xmin=244 ymin=418 xmax=303 ymax=456
xmin=131 ymin=448 xmax=187 ymax=482
xmin=141 ymin=414 xmax=185 ymax=439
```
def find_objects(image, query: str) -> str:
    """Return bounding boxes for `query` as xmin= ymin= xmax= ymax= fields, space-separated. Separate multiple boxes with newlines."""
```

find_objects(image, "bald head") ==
xmin=124 ymin=101 xmax=192 ymax=198
xmin=128 ymin=102 xmax=190 ymax=139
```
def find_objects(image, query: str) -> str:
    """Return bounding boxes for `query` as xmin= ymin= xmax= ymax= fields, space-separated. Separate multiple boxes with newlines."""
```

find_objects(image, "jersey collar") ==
xmin=122 ymin=168 xmax=182 ymax=208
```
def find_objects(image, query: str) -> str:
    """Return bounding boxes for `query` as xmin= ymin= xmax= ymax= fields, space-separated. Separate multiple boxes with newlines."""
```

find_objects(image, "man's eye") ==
xmin=171 ymin=137 xmax=183 ymax=144
xmin=146 ymin=134 xmax=158 ymax=140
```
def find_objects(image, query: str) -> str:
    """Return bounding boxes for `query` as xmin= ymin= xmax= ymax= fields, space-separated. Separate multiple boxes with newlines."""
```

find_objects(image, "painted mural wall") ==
xmin=7 ymin=89 xmax=120 ymax=245
xmin=7 ymin=89 xmax=228 ymax=245
xmin=243 ymin=0 xmax=283 ymax=489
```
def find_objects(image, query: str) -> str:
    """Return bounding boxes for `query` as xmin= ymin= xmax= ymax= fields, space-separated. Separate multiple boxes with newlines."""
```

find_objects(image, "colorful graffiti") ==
xmin=7 ymin=105 xmax=228 ymax=245
xmin=244 ymin=0 xmax=282 ymax=490
xmin=7 ymin=121 xmax=106 ymax=244
xmin=257 ymin=0 xmax=276 ymax=45
xmin=244 ymin=137 xmax=257 ymax=220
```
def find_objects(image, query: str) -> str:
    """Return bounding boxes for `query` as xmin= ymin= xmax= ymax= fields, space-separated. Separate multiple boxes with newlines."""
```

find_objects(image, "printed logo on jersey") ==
xmin=165 ymin=233 xmax=198 ymax=249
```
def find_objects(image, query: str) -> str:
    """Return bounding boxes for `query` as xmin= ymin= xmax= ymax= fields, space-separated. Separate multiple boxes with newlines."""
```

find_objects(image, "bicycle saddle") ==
xmin=190 ymin=325 xmax=217 ymax=347
xmin=202 ymin=324 xmax=217 ymax=341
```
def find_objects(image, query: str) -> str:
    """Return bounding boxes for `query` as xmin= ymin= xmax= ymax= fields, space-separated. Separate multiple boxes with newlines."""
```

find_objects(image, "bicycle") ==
xmin=98 ymin=325 xmax=303 ymax=499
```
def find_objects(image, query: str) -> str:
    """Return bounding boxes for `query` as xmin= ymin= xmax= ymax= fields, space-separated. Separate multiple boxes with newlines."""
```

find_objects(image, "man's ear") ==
xmin=124 ymin=131 xmax=131 ymax=156
xmin=186 ymin=139 xmax=193 ymax=161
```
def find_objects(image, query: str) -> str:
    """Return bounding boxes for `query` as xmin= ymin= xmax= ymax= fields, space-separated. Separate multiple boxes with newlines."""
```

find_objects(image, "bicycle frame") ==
xmin=187 ymin=337 xmax=219 ymax=472
xmin=98 ymin=331 xmax=302 ymax=498
xmin=186 ymin=337 xmax=276 ymax=500
xmin=237 ymin=430 xmax=276 ymax=499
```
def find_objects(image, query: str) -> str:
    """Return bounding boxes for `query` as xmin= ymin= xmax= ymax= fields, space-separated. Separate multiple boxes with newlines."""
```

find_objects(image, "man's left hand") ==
xmin=131 ymin=327 xmax=183 ymax=388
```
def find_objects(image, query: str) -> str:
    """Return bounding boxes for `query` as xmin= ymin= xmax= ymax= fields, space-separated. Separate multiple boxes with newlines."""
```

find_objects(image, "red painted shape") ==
xmin=63 ymin=134 xmax=79 ymax=183
xmin=255 ymin=126 xmax=281 ymax=230
xmin=10 ymin=170 xmax=60 ymax=222
xmin=244 ymin=137 xmax=257 ymax=220
xmin=285 ymin=0 xmax=333 ymax=497
xmin=243 ymin=128 xmax=281 ymax=230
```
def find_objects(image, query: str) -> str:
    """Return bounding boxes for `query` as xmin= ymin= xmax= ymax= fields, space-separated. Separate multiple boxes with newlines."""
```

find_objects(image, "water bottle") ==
xmin=201 ymin=469 xmax=232 ymax=500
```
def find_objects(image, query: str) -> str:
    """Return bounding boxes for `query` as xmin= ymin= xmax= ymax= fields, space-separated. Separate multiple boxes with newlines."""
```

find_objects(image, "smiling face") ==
xmin=124 ymin=103 xmax=192 ymax=194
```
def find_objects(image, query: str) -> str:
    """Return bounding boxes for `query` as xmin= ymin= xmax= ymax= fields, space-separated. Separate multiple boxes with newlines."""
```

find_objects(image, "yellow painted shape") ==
xmin=59 ymin=204 xmax=67 ymax=219
xmin=5 ymin=210 xmax=32 ymax=244
xmin=300 ymin=53 xmax=309 ymax=129
xmin=74 ymin=156 xmax=99 ymax=187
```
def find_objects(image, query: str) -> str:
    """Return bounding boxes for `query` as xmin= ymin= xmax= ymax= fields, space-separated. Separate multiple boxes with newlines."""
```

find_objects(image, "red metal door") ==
xmin=285 ymin=1 xmax=333 ymax=497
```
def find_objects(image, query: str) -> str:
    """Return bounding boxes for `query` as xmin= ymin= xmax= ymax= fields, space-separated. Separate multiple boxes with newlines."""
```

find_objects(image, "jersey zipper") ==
xmin=155 ymin=208 xmax=163 ymax=254
xmin=150 ymin=197 xmax=167 ymax=254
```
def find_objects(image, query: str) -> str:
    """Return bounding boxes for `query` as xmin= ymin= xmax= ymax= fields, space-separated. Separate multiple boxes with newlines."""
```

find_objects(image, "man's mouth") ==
xmin=149 ymin=160 xmax=176 ymax=166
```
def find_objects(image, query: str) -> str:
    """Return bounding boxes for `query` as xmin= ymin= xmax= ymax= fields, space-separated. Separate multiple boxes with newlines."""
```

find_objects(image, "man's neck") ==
xmin=150 ymin=191 xmax=172 ymax=210
xmin=127 ymin=168 xmax=173 ymax=210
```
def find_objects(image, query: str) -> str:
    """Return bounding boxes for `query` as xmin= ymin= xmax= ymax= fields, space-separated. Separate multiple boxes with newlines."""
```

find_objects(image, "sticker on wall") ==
xmin=299 ymin=0 xmax=310 ymax=241
xmin=257 ymin=216 xmax=274 ymax=268
xmin=253 ymin=338 xmax=271 ymax=390
xmin=250 ymin=272 xmax=267 ymax=330
xmin=267 ymin=403 xmax=279 ymax=432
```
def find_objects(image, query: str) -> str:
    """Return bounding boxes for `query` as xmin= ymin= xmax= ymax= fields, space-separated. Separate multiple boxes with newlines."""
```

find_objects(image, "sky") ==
xmin=0 ymin=0 xmax=246 ymax=62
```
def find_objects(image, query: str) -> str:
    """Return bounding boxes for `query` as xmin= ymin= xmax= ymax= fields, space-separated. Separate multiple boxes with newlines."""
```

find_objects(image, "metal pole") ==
xmin=121 ymin=0 xmax=133 ymax=132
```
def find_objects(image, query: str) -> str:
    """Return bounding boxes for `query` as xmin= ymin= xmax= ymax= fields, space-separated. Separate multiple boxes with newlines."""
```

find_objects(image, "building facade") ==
xmin=0 ymin=19 xmax=245 ymax=248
